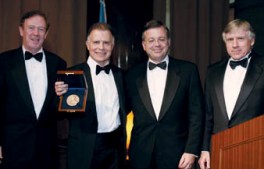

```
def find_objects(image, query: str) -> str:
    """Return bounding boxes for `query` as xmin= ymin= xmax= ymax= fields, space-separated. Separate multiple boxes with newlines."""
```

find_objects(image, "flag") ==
xmin=99 ymin=0 xmax=107 ymax=23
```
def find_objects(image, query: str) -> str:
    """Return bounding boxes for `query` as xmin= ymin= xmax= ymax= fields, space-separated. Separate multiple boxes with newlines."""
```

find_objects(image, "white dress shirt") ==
xmin=87 ymin=57 xmax=120 ymax=133
xmin=23 ymin=46 xmax=47 ymax=119
xmin=223 ymin=53 xmax=251 ymax=119
xmin=147 ymin=56 xmax=169 ymax=119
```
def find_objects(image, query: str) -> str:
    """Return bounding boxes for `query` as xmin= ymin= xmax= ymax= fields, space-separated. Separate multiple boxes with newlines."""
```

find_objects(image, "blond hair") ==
xmin=222 ymin=19 xmax=255 ymax=42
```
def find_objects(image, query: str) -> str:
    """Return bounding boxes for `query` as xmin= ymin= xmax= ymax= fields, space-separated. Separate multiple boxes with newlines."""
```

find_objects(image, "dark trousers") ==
xmin=128 ymin=148 xmax=164 ymax=169
xmin=90 ymin=128 xmax=121 ymax=169
xmin=128 ymin=144 xmax=180 ymax=169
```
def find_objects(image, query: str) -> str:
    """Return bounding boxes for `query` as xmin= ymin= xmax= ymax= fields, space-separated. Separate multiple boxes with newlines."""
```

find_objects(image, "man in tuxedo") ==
xmin=125 ymin=20 xmax=204 ymax=169
xmin=198 ymin=19 xmax=264 ymax=169
xmin=55 ymin=23 xmax=127 ymax=169
xmin=0 ymin=10 xmax=66 ymax=169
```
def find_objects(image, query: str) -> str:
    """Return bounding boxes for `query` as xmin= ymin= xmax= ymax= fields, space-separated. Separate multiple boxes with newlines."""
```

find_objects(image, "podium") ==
xmin=211 ymin=115 xmax=264 ymax=169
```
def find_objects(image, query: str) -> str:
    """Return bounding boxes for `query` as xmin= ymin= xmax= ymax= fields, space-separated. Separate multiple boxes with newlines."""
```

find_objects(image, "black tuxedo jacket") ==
xmin=202 ymin=51 xmax=264 ymax=151
xmin=125 ymin=57 xmax=204 ymax=168
xmin=0 ymin=47 xmax=66 ymax=169
xmin=66 ymin=62 xmax=127 ymax=169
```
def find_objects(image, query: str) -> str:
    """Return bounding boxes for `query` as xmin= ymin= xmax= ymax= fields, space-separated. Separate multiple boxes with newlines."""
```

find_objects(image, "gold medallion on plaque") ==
xmin=57 ymin=70 xmax=88 ymax=112
xmin=66 ymin=94 xmax=80 ymax=106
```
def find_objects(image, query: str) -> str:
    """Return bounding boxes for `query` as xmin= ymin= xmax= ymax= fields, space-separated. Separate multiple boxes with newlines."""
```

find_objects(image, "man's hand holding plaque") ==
xmin=56 ymin=70 xmax=88 ymax=112
xmin=55 ymin=81 xmax=68 ymax=96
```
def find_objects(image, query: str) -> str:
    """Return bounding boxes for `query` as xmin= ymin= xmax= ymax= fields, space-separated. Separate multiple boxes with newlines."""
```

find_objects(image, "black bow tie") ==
xmin=25 ymin=51 xmax=43 ymax=62
xmin=96 ymin=64 xmax=111 ymax=75
xmin=149 ymin=61 xmax=167 ymax=70
xmin=229 ymin=58 xmax=248 ymax=69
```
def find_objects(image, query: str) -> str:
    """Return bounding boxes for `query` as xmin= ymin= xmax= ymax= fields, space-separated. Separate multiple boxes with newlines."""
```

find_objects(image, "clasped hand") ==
xmin=55 ymin=81 xmax=68 ymax=96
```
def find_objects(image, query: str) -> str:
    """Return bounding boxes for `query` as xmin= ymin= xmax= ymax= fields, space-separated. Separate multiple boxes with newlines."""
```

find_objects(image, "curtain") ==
xmin=153 ymin=0 xmax=229 ymax=84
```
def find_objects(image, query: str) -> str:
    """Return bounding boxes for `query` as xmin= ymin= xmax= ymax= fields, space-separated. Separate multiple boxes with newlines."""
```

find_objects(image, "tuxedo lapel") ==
xmin=10 ymin=48 xmax=35 ymax=113
xmin=214 ymin=60 xmax=229 ymax=120
xmin=158 ymin=60 xmax=179 ymax=120
xmin=136 ymin=64 xmax=156 ymax=120
xmin=39 ymin=51 xmax=58 ymax=116
xmin=231 ymin=54 xmax=263 ymax=119
xmin=112 ymin=66 xmax=125 ymax=113
xmin=81 ymin=63 xmax=97 ymax=117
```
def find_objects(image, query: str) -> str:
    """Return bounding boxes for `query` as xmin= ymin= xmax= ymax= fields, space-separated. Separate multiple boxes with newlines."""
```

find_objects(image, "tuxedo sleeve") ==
xmin=0 ymin=54 xmax=5 ymax=145
xmin=124 ymin=70 xmax=134 ymax=115
xmin=185 ymin=65 xmax=205 ymax=155
xmin=202 ymin=69 xmax=214 ymax=151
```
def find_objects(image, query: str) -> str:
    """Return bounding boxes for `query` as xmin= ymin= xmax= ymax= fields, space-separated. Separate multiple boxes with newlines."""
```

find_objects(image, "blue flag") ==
xmin=99 ymin=0 xmax=107 ymax=23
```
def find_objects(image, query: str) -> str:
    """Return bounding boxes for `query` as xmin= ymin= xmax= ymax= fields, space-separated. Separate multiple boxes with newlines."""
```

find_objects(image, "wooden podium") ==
xmin=211 ymin=115 xmax=264 ymax=169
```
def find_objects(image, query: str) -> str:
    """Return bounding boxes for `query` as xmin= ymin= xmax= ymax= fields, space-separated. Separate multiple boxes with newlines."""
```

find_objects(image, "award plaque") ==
xmin=57 ymin=70 xmax=88 ymax=112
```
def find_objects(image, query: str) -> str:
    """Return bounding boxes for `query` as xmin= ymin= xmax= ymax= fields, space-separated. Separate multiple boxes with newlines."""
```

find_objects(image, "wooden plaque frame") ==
xmin=57 ymin=70 xmax=88 ymax=113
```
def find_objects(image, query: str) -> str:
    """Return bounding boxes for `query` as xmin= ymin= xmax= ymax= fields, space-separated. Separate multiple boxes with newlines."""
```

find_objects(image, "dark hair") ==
xmin=20 ymin=10 xmax=50 ymax=31
xmin=86 ymin=22 xmax=114 ymax=41
xmin=142 ymin=20 xmax=170 ymax=40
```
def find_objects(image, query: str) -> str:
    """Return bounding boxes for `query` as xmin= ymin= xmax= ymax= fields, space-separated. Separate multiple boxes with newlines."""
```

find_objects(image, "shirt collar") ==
xmin=22 ymin=46 xmax=43 ymax=55
xmin=87 ymin=56 xmax=110 ymax=75
xmin=148 ymin=55 xmax=169 ymax=65
xmin=229 ymin=51 xmax=251 ymax=61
